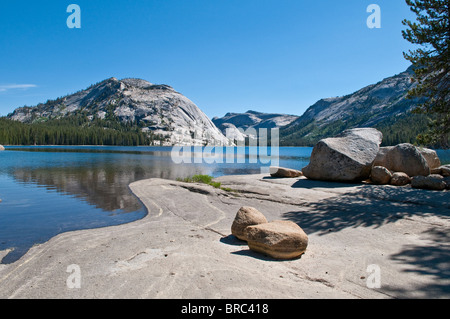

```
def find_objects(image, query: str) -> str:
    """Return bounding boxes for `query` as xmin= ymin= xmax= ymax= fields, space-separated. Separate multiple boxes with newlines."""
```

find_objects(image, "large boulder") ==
xmin=302 ymin=128 xmax=383 ymax=182
xmin=373 ymin=146 xmax=393 ymax=167
xmin=245 ymin=220 xmax=308 ymax=260
xmin=370 ymin=166 xmax=392 ymax=185
xmin=418 ymin=148 xmax=441 ymax=169
xmin=373 ymin=143 xmax=430 ymax=177
xmin=270 ymin=166 xmax=302 ymax=178
xmin=411 ymin=175 xmax=446 ymax=191
xmin=231 ymin=207 xmax=268 ymax=241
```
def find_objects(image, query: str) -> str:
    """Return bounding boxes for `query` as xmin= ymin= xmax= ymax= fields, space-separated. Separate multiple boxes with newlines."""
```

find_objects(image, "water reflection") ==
xmin=0 ymin=146 xmax=312 ymax=263
xmin=3 ymin=145 xmax=444 ymax=264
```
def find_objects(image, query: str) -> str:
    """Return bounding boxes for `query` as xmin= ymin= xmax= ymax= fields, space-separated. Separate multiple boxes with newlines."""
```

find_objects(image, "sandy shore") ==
xmin=0 ymin=174 xmax=449 ymax=299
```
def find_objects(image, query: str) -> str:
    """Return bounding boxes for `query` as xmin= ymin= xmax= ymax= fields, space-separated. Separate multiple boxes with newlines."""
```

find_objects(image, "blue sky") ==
xmin=0 ymin=0 xmax=416 ymax=118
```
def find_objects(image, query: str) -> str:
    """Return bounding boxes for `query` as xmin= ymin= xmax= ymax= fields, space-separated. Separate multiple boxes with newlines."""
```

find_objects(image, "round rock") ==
xmin=245 ymin=220 xmax=308 ymax=260
xmin=231 ymin=207 xmax=268 ymax=241
xmin=370 ymin=166 xmax=392 ymax=185
xmin=375 ymin=143 xmax=430 ymax=177
xmin=390 ymin=172 xmax=411 ymax=186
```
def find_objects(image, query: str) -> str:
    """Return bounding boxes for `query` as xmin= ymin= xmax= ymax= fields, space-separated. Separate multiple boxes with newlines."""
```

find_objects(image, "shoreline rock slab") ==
xmin=302 ymin=128 xmax=383 ymax=182
xmin=0 ymin=175 xmax=448 ymax=299
xmin=246 ymin=220 xmax=308 ymax=260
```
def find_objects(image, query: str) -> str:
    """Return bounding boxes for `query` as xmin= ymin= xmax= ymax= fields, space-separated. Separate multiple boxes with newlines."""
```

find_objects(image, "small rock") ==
xmin=411 ymin=175 xmax=446 ymax=191
xmin=440 ymin=165 xmax=450 ymax=177
xmin=270 ymin=166 xmax=303 ymax=178
xmin=444 ymin=177 xmax=450 ymax=190
xmin=430 ymin=167 xmax=442 ymax=175
xmin=370 ymin=166 xmax=392 ymax=185
xmin=245 ymin=220 xmax=308 ymax=260
xmin=390 ymin=172 xmax=411 ymax=186
xmin=231 ymin=207 xmax=268 ymax=241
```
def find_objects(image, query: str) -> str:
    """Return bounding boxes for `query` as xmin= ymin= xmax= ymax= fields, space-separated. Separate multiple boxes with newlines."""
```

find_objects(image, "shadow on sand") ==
xmin=220 ymin=234 xmax=302 ymax=262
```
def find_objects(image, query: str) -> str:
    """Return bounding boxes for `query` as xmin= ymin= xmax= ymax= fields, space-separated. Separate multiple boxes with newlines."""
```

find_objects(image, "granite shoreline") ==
xmin=0 ymin=174 xmax=449 ymax=299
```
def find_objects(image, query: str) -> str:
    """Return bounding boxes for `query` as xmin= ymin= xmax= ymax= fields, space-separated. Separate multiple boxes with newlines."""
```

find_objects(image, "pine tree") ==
xmin=402 ymin=0 xmax=450 ymax=147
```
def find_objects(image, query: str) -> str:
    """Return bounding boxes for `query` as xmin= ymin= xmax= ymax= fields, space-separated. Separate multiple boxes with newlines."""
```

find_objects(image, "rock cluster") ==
xmin=370 ymin=144 xmax=449 ymax=190
xmin=231 ymin=207 xmax=308 ymax=260
xmin=373 ymin=143 xmax=431 ymax=177
xmin=301 ymin=128 xmax=449 ymax=191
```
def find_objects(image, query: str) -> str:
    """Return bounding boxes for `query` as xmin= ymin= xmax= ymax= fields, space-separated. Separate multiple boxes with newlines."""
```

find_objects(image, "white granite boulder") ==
xmin=373 ymin=143 xmax=430 ymax=177
xmin=302 ymin=128 xmax=383 ymax=182
xmin=418 ymin=148 xmax=441 ymax=169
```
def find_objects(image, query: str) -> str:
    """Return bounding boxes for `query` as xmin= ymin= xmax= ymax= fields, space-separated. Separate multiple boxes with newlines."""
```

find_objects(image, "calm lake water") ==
xmin=0 ymin=146 xmax=449 ymax=264
xmin=0 ymin=145 xmax=312 ymax=264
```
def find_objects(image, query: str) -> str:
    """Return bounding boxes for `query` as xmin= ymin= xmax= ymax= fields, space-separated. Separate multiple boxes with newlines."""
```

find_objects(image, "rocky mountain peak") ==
xmin=120 ymin=78 xmax=153 ymax=88
xmin=279 ymin=66 xmax=424 ymax=146
xmin=7 ymin=78 xmax=232 ymax=146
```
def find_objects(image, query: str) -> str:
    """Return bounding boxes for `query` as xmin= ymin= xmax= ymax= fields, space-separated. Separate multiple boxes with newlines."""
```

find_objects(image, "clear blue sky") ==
xmin=0 ymin=0 xmax=416 ymax=118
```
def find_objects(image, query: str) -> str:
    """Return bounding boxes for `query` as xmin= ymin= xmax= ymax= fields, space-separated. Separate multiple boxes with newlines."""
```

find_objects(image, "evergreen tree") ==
xmin=0 ymin=115 xmax=154 ymax=146
xmin=402 ymin=0 xmax=450 ymax=147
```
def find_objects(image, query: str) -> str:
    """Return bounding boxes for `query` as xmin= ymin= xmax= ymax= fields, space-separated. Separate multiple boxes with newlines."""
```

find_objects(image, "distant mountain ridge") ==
xmin=5 ymin=66 xmax=430 ymax=147
xmin=211 ymin=66 xmax=428 ymax=146
xmin=7 ymin=77 xmax=232 ymax=146
xmin=280 ymin=66 xmax=428 ymax=146
xmin=212 ymin=110 xmax=299 ymax=142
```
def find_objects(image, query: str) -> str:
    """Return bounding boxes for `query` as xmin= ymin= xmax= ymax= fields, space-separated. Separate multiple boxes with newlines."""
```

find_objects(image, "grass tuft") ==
xmin=176 ymin=174 xmax=237 ymax=193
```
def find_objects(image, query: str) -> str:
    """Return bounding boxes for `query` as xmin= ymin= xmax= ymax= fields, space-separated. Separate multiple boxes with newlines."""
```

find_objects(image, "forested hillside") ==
xmin=279 ymin=112 xmax=433 ymax=147
xmin=0 ymin=112 xmax=160 ymax=146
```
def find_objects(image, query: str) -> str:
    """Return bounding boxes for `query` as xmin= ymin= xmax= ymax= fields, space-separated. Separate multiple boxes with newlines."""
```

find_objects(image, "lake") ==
xmin=0 ymin=145 xmax=312 ymax=264
xmin=0 ymin=146 xmax=449 ymax=264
